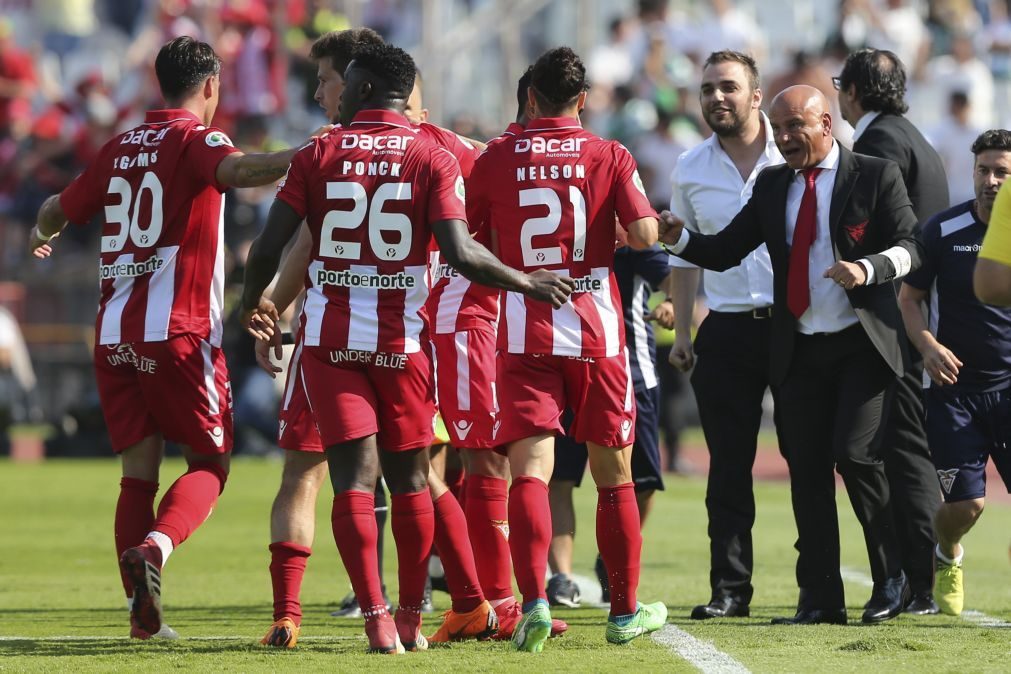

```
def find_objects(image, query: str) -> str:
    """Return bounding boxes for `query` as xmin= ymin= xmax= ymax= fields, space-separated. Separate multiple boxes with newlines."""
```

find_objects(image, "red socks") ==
xmin=332 ymin=491 xmax=387 ymax=616
xmin=433 ymin=492 xmax=484 ymax=613
xmin=115 ymin=477 xmax=158 ymax=596
xmin=269 ymin=542 xmax=311 ymax=624
xmin=152 ymin=462 xmax=227 ymax=547
xmin=390 ymin=490 xmax=435 ymax=611
xmin=465 ymin=474 xmax=512 ymax=601
xmin=597 ymin=483 xmax=641 ymax=616
xmin=508 ymin=476 xmax=551 ymax=605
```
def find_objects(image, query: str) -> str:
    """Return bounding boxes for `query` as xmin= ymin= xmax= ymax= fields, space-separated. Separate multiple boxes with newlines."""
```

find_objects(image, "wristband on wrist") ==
xmin=34 ymin=226 xmax=55 ymax=242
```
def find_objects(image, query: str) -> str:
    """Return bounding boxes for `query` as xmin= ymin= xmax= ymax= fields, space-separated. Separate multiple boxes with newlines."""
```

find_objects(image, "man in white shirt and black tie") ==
xmin=662 ymin=85 xmax=922 ymax=625
xmin=668 ymin=50 xmax=786 ymax=620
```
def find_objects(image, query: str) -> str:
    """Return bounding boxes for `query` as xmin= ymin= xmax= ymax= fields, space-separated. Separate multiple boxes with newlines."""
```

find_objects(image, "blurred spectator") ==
xmin=633 ymin=108 xmax=699 ymax=207
xmin=0 ymin=18 xmax=36 ymax=142
xmin=587 ymin=16 xmax=635 ymax=90
xmin=851 ymin=0 xmax=931 ymax=81
xmin=36 ymin=0 xmax=97 ymax=70
xmin=926 ymin=32 xmax=995 ymax=127
xmin=927 ymin=91 xmax=985 ymax=204
xmin=689 ymin=0 xmax=766 ymax=65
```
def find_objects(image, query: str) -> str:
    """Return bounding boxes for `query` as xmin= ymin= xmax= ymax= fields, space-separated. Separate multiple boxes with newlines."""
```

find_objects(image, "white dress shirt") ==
xmin=784 ymin=141 xmax=860 ymax=334
xmin=851 ymin=110 xmax=881 ymax=142
xmin=668 ymin=112 xmax=782 ymax=312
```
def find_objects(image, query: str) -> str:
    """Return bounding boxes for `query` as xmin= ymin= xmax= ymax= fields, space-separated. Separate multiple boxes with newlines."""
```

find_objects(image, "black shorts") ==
xmin=552 ymin=385 xmax=664 ymax=492
xmin=925 ymin=385 xmax=1011 ymax=502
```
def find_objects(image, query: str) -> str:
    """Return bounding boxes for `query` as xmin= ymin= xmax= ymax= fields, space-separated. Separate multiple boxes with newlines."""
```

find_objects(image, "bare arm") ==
xmin=974 ymin=257 xmax=1011 ymax=307
xmin=897 ymin=282 xmax=962 ymax=386
xmin=240 ymin=199 xmax=304 ymax=338
xmin=669 ymin=267 xmax=700 ymax=372
xmin=433 ymin=219 xmax=573 ymax=308
xmin=626 ymin=216 xmax=659 ymax=250
xmin=216 ymin=125 xmax=332 ymax=189
xmin=270 ymin=223 xmax=312 ymax=314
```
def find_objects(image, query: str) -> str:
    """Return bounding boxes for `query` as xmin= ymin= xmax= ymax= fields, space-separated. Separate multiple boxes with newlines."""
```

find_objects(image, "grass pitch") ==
xmin=1 ymin=456 xmax=1010 ymax=672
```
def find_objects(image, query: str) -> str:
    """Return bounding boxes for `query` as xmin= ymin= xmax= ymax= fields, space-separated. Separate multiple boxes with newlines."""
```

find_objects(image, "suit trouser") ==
xmin=690 ymin=311 xmax=784 ymax=604
xmin=882 ymin=352 xmax=941 ymax=595
xmin=778 ymin=325 xmax=902 ymax=610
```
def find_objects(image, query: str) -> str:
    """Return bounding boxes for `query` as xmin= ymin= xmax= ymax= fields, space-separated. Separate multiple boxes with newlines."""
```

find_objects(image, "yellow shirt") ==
xmin=980 ymin=182 xmax=1011 ymax=266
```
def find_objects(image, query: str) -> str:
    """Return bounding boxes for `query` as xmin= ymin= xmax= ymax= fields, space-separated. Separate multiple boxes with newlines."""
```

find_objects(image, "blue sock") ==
xmin=522 ymin=598 xmax=548 ymax=613
xmin=611 ymin=603 xmax=641 ymax=626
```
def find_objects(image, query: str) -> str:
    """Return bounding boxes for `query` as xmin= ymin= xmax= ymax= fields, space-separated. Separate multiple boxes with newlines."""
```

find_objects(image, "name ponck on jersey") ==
xmin=275 ymin=109 xmax=467 ymax=353
xmin=59 ymin=109 xmax=240 ymax=346
xmin=467 ymin=116 xmax=657 ymax=357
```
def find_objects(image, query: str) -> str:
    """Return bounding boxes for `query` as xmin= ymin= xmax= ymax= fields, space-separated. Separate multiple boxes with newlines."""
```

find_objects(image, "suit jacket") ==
xmin=678 ymin=146 xmax=922 ymax=385
xmin=853 ymin=113 xmax=949 ymax=223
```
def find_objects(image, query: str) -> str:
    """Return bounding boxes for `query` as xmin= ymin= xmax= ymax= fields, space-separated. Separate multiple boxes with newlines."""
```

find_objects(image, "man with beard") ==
xmin=667 ymin=50 xmax=786 ymax=620
xmin=898 ymin=129 xmax=1011 ymax=616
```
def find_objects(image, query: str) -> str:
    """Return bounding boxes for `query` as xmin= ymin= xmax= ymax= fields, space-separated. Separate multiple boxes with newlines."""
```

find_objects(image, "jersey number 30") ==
xmin=102 ymin=172 xmax=164 ymax=252
xmin=320 ymin=181 xmax=413 ymax=261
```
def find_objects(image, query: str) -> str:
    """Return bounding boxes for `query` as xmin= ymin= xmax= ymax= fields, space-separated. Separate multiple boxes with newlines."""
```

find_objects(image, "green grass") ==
xmin=1 ymin=458 xmax=1010 ymax=672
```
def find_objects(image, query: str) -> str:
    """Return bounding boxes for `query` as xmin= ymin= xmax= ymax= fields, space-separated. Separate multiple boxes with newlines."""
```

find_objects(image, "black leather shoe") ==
xmin=771 ymin=608 xmax=847 ymax=625
xmin=690 ymin=597 xmax=750 ymax=620
xmin=862 ymin=573 xmax=908 ymax=623
xmin=904 ymin=591 xmax=939 ymax=615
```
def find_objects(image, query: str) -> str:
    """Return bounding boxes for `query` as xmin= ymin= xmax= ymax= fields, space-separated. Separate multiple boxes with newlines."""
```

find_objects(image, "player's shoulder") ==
xmin=923 ymin=200 xmax=977 ymax=239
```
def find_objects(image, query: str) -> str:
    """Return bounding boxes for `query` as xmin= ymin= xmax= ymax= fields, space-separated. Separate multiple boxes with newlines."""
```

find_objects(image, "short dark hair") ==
xmin=839 ymin=48 xmax=909 ymax=115
xmin=155 ymin=36 xmax=221 ymax=101
xmin=516 ymin=66 xmax=534 ymax=120
xmin=971 ymin=129 xmax=1011 ymax=156
xmin=703 ymin=50 xmax=760 ymax=91
xmin=530 ymin=47 xmax=589 ymax=116
xmin=309 ymin=28 xmax=384 ymax=77
xmin=349 ymin=43 xmax=417 ymax=97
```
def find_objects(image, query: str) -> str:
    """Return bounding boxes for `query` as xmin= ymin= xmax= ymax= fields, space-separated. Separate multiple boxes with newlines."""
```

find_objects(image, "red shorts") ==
xmin=300 ymin=345 xmax=435 ymax=451
xmin=432 ymin=327 xmax=499 ymax=449
xmin=496 ymin=350 xmax=636 ymax=449
xmin=93 ymin=334 xmax=232 ymax=455
xmin=277 ymin=341 xmax=324 ymax=453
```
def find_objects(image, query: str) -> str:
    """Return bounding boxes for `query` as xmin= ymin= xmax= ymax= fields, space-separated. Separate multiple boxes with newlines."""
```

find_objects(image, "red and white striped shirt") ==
xmin=421 ymin=122 xmax=505 ymax=334
xmin=60 ymin=109 xmax=240 ymax=346
xmin=467 ymin=117 xmax=657 ymax=357
xmin=277 ymin=109 xmax=467 ymax=353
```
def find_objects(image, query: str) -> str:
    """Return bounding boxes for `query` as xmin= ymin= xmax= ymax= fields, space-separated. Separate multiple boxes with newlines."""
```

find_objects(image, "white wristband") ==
xmin=34 ymin=226 xmax=55 ymax=242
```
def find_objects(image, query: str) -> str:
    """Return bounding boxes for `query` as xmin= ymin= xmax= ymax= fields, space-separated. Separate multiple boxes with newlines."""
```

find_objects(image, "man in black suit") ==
xmin=662 ymin=86 xmax=920 ymax=624
xmin=836 ymin=48 xmax=946 ymax=615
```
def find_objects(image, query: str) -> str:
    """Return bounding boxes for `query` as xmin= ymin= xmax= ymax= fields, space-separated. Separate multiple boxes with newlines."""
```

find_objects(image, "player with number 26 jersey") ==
xmin=277 ymin=110 xmax=466 ymax=354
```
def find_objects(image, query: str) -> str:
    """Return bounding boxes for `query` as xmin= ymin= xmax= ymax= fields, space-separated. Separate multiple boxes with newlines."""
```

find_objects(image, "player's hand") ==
xmin=646 ymin=299 xmax=675 ymax=330
xmin=525 ymin=269 xmax=574 ymax=308
xmin=242 ymin=298 xmax=280 ymax=341
xmin=254 ymin=329 xmax=284 ymax=378
xmin=658 ymin=210 xmax=685 ymax=246
xmin=823 ymin=261 xmax=866 ymax=289
xmin=30 ymin=226 xmax=58 ymax=259
xmin=309 ymin=124 xmax=335 ymax=139
xmin=923 ymin=342 xmax=962 ymax=386
xmin=669 ymin=332 xmax=695 ymax=372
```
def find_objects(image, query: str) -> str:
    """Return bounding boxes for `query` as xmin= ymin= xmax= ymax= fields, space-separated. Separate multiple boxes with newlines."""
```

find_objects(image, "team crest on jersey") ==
xmin=937 ymin=468 xmax=959 ymax=494
xmin=455 ymin=175 xmax=466 ymax=204
xmin=205 ymin=131 xmax=234 ymax=148
xmin=632 ymin=170 xmax=646 ymax=197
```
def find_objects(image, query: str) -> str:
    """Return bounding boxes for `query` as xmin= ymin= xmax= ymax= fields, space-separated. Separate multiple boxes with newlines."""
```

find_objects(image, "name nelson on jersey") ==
xmin=514 ymin=136 xmax=587 ymax=181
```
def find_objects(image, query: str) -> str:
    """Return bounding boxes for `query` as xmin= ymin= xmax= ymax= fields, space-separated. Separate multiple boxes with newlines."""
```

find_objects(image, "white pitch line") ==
xmin=841 ymin=566 xmax=1011 ymax=627
xmin=651 ymin=624 xmax=752 ymax=674
xmin=0 ymin=635 xmax=359 ymax=642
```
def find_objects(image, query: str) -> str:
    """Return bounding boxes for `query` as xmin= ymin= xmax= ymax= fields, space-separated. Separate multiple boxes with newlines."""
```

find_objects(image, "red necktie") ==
xmin=787 ymin=167 xmax=823 ymax=319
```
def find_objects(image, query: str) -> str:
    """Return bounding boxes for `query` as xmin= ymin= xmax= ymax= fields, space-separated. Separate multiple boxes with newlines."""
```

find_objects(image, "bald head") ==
xmin=769 ymin=85 xmax=834 ymax=169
